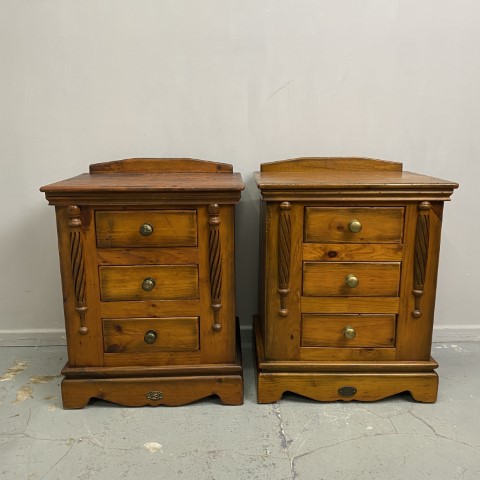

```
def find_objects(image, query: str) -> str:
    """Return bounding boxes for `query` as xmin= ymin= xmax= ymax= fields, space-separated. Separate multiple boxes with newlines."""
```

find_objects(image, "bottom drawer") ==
xmin=302 ymin=314 xmax=396 ymax=348
xmin=103 ymin=317 xmax=199 ymax=353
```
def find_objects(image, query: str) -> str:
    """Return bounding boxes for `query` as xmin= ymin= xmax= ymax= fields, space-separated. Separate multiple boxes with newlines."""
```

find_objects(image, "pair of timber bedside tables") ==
xmin=40 ymin=157 xmax=458 ymax=409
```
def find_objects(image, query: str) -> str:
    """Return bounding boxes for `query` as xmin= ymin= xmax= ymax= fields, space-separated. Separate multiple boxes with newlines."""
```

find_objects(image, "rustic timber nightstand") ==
xmin=41 ymin=158 xmax=244 ymax=408
xmin=254 ymin=157 xmax=458 ymax=403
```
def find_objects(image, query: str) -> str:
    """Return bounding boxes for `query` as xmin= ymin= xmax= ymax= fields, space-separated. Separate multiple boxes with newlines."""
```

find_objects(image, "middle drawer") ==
xmin=99 ymin=265 xmax=199 ymax=301
xmin=303 ymin=262 xmax=401 ymax=297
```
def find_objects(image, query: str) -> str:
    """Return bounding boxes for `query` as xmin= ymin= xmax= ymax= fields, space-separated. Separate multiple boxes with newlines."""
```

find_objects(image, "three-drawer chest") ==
xmin=254 ymin=158 xmax=458 ymax=403
xmin=41 ymin=158 xmax=244 ymax=408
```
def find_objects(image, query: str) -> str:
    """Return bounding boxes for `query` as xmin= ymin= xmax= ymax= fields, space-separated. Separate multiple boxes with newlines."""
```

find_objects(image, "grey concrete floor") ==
xmin=1 ymin=342 xmax=479 ymax=480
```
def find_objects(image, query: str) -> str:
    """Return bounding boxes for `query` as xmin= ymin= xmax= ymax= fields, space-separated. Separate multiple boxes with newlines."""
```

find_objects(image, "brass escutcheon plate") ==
xmin=146 ymin=391 xmax=164 ymax=401
xmin=338 ymin=386 xmax=357 ymax=397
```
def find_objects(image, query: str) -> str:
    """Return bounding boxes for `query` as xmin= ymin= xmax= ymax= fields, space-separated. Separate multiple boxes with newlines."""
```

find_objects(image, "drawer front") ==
xmin=304 ymin=207 xmax=404 ymax=243
xmin=99 ymin=265 xmax=199 ymax=301
xmin=96 ymin=210 xmax=197 ymax=248
xmin=103 ymin=317 xmax=199 ymax=353
xmin=303 ymin=262 xmax=400 ymax=297
xmin=302 ymin=314 xmax=396 ymax=347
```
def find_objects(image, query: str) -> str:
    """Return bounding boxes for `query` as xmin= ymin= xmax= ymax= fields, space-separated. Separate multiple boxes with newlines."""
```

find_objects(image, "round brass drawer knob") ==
xmin=142 ymin=277 xmax=156 ymax=291
xmin=345 ymin=274 xmax=359 ymax=288
xmin=144 ymin=330 xmax=157 ymax=344
xmin=343 ymin=326 xmax=356 ymax=340
xmin=348 ymin=219 xmax=362 ymax=233
xmin=139 ymin=223 xmax=154 ymax=236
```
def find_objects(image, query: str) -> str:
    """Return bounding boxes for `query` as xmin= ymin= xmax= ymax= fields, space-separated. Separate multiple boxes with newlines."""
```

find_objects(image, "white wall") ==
xmin=1 ymin=0 xmax=478 ymax=344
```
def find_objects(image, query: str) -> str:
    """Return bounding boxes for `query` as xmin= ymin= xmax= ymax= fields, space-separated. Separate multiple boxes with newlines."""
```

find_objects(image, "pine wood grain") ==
xmin=300 ymin=296 xmax=400 ymax=314
xmin=61 ymin=375 xmax=244 ymax=408
xmin=301 ymin=314 xmax=396 ymax=347
xmin=254 ymin=314 xmax=436 ymax=372
xmin=103 ymin=317 xmax=199 ymax=353
xmin=54 ymin=206 xmax=104 ymax=367
xmin=304 ymin=207 xmax=404 ymax=243
xmin=97 ymin=247 xmax=198 ymax=265
xmin=303 ymin=262 xmax=401 ymax=297
xmin=95 ymin=210 xmax=197 ymax=248
xmin=256 ymin=372 xmax=438 ymax=403
xmin=302 ymin=243 xmax=403 ymax=262
xmin=99 ymin=299 xmax=200 ymax=318
xmin=260 ymin=157 xmax=403 ymax=172
xmin=99 ymin=265 xmax=199 ymax=301
xmin=89 ymin=158 xmax=233 ymax=174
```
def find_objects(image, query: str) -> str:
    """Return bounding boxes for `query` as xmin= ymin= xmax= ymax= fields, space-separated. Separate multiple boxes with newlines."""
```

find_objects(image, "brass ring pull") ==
xmin=139 ymin=223 xmax=154 ymax=236
xmin=348 ymin=219 xmax=362 ymax=233
xmin=144 ymin=330 xmax=157 ymax=344
xmin=342 ymin=326 xmax=356 ymax=340
xmin=142 ymin=277 xmax=156 ymax=291
xmin=345 ymin=274 xmax=359 ymax=288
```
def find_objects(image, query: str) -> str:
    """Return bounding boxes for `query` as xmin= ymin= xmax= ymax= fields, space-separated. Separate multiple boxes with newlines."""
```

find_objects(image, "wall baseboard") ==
xmin=0 ymin=325 xmax=479 ymax=347
xmin=431 ymin=325 xmax=480 ymax=343
xmin=0 ymin=329 xmax=66 ymax=347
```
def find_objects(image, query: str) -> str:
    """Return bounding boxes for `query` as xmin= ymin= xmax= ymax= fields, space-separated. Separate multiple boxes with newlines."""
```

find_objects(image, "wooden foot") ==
xmin=62 ymin=375 xmax=244 ymax=409
xmin=257 ymin=372 xmax=438 ymax=403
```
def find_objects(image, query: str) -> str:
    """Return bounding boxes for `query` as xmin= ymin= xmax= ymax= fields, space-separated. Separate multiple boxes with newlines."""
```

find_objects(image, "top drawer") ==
xmin=96 ymin=210 xmax=197 ymax=248
xmin=304 ymin=207 xmax=404 ymax=244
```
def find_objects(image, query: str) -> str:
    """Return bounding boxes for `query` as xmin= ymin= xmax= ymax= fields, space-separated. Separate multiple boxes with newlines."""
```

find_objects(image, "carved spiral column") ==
xmin=67 ymin=206 xmax=88 ymax=335
xmin=208 ymin=204 xmax=222 ymax=332
xmin=278 ymin=202 xmax=292 ymax=317
xmin=412 ymin=201 xmax=431 ymax=318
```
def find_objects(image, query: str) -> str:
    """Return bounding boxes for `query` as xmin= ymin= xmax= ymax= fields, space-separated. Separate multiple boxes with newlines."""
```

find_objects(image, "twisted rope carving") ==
xmin=412 ymin=202 xmax=431 ymax=318
xmin=278 ymin=202 xmax=292 ymax=317
xmin=208 ymin=204 xmax=222 ymax=332
xmin=67 ymin=206 xmax=88 ymax=335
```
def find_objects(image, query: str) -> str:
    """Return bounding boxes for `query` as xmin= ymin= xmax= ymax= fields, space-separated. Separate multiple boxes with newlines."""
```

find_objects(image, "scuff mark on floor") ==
xmin=30 ymin=375 xmax=56 ymax=384
xmin=0 ymin=361 xmax=29 ymax=381
xmin=144 ymin=442 xmax=163 ymax=453
xmin=12 ymin=385 xmax=33 ymax=404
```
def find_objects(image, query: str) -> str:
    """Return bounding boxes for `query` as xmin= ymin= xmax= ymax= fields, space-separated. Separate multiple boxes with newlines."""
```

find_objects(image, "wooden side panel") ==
xmin=264 ymin=202 xmax=303 ymax=360
xmin=304 ymin=207 xmax=404 ymax=243
xmin=302 ymin=314 xmax=396 ymax=347
xmin=55 ymin=206 xmax=103 ymax=367
xmin=103 ymin=317 xmax=199 ymax=353
xmin=95 ymin=210 xmax=197 ymax=247
xmin=303 ymin=262 xmax=401 ymax=297
xmin=99 ymin=265 xmax=198 ymax=301
xmin=396 ymin=202 xmax=444 ymax=360
xmin=197 ymin=205 xmax=236 ymax=363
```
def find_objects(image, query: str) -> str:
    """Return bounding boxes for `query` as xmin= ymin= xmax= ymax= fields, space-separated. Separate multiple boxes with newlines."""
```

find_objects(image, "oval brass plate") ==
xmin=338 ymin=386 xmax=357 ymax=397
xmin=146 ymin=391 xmax=164 ymax=401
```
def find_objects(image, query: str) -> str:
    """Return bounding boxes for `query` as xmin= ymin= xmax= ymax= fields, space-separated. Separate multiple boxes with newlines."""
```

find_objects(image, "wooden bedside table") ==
xmin=41 ymin=158 xmax=244 ymax=408
xmin=254 ymin=157 xmax=458 ymax=403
